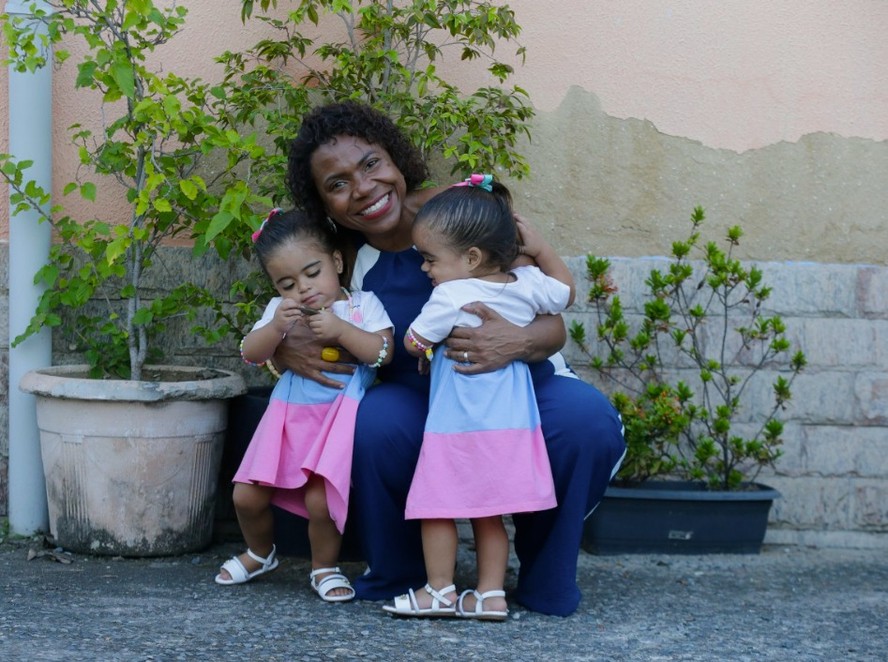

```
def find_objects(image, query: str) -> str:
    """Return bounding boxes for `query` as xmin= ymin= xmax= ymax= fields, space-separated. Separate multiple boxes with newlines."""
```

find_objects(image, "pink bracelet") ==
xmin=406 ymin=328 xmax=434 ymax=361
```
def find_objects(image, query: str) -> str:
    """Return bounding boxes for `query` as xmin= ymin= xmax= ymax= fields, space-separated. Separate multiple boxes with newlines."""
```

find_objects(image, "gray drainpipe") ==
xmin=7 ymin=0 xmax=52 ymax=534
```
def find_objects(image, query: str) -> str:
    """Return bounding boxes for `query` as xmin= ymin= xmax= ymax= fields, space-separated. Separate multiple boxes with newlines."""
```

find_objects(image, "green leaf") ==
xmin=132 ymin=308 xmax=154 ymax=326
xmin=75 ymin=61 xmax=98 ymax=88
xmin=80 ymin=182 xmax=97 ymax=201
xmin=153 ymin=197 xmax=172 ymax=213
xmin=105 ymin=237 xmax=128 ymax=263
xmin=111 ymin=61 xmax=135 ymax=98
xmin=204 ymin=211 xmax=233 ymax=243
xmin=179 ymin=179 xmax=198 ymax=200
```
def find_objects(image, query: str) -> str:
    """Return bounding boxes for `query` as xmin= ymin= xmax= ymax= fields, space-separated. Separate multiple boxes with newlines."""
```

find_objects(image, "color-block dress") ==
xmin=404 ymin=266 xmax=570 ymax=520
xmin=233 ymin=291 xmax=392 ymax=534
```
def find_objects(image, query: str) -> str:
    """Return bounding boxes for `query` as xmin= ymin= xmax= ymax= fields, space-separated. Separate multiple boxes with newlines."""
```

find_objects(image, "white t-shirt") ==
xmin=409 ymin=265 xmax=570 ymax=344
xmin=252 ymin=290 xmax=393 ymax=334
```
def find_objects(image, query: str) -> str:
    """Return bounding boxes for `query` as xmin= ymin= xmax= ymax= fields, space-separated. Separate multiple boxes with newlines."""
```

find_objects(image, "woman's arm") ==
xmin=443 ymin=303 xmax=566 ymax=375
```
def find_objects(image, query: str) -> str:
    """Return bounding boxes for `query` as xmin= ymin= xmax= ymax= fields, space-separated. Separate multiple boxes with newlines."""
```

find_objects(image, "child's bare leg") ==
xmin=304 ymin=475 xmax=349 ymax=598
xmin=217 ymin=481 xmax=275 ymax=581
xmin=410 ymin=519 xmax=458 ymax=607
xmin=463 ymin=516 xmax=509 ymax=613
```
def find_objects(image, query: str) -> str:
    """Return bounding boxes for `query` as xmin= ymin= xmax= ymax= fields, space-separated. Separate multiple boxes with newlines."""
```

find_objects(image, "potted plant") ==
xmin=3 ymin=1 xmax=255 ymax=555
xmin=570 ymin=206 xmax=807 ymax=554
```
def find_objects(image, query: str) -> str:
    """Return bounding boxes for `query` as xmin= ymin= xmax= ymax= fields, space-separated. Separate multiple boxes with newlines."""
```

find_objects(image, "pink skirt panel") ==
xmin=233 ymin=394 xmax=359 ymax=534
xmin=404 ymin=425 xmax=557 ymax=520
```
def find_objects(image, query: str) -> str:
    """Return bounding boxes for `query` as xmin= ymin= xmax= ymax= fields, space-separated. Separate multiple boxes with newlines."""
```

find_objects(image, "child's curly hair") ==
xmin=287 ymin=101 xmax=430 ymax=223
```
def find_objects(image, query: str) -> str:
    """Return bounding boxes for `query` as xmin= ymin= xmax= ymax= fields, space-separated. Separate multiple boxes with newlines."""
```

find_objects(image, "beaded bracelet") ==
xmin=368 ymin=336 xmax=389 ymax=369
xmin=239 ymin=337 xmax=263 ymax=367
xmin=265 ymin=359 xmax=282 ymax=380
xmin=406 ymin=328 xmax=434 ymax=361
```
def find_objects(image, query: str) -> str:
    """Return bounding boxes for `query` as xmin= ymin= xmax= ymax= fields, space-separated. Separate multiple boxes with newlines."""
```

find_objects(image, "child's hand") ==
xmin=515 ymin=213 xmax=550 ymax=261
xmin=417 ymin=356 xmax=430 ymax=376
xmin=273 ymin=298 xmax=304 ymax=336
xmin=306 ymin=309 xmax=345 ymax=342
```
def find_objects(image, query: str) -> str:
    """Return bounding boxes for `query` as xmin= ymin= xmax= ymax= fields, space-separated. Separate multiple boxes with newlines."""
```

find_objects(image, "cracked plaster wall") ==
xmin=500 ymin=87 xmax=888 ymax=266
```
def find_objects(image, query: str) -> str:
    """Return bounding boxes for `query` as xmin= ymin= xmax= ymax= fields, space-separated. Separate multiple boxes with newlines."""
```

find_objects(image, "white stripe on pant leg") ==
xmin=584 ymin=416 xmax=626 ymax=520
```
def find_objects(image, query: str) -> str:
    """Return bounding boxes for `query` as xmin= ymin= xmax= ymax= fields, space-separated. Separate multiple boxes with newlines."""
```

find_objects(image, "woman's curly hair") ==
xmin=287 ymin=101 xmax=430 ymax=222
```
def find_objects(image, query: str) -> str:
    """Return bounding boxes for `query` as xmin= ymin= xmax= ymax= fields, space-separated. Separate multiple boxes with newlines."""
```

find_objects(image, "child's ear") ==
xmin=333 ymin=250 xmax=344 ymax=274
xmin=465 ymin=247 xmax=484 ymax=270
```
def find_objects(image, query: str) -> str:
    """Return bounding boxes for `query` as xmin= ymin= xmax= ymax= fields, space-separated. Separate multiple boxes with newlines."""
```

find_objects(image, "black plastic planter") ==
xmin=582 ymin=480 xmax=780 ymax=555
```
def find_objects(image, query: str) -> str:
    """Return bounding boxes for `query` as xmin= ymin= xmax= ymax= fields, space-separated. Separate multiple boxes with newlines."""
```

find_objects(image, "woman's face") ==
xmin=310 ymin=135 xmax=410 ymax=249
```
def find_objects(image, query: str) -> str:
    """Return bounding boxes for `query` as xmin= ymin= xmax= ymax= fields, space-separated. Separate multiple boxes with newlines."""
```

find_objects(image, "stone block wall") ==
xmin=2 ymin=246 xmax=886 ymax=548
xmin=562 ymin=257 xmax=888 ymax=550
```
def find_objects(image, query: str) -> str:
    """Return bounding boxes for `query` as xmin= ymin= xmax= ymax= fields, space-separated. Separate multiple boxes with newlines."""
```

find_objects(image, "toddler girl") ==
xmin=216 ymin=209 xmax=393 ymax=602
xmin=383 ymin=175 xmax=575 ymax=619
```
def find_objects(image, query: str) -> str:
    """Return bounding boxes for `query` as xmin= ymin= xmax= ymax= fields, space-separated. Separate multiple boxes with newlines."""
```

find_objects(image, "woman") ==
xmin=275 ymin=101 xmax=625 ymax=617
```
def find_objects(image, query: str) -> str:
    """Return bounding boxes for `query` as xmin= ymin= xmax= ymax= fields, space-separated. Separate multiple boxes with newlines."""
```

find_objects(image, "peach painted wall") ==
xmin=2 ymin=1 xmax=887 ymax=255
xmin=463 ymin=0 xmax=888 ymax=151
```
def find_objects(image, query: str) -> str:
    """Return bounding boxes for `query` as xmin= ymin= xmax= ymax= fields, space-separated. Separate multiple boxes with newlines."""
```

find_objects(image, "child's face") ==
xmin=412 ymin=223 xmax=473 ymax=287
xmin=264 ymin=239 xmax=344 ymax=309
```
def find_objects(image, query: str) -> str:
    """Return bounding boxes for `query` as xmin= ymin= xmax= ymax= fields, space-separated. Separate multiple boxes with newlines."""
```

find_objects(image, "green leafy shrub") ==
xmin=2 ymin=1 xmax=269 ymax=379
xmin=2 ymin=0 xmax=534 ymax=379
xmin=570 ymin=206 xmax=807 ymax=490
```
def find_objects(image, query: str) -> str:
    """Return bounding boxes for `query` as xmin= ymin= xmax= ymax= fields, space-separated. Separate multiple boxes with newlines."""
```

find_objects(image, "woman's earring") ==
xmin=326 ymin=216 xmax=338 ymax=233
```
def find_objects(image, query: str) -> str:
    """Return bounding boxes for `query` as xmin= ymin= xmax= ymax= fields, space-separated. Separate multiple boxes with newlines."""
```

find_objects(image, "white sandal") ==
xmin=310 ymin=566 xmax=356 ymax=603
xmin=382 ymin=583 xmax=458 ymax=618
xmin=456 ymin=589 xmax=509 ymax=621
xmin=215 ymin=545 xmax=279 ymax=585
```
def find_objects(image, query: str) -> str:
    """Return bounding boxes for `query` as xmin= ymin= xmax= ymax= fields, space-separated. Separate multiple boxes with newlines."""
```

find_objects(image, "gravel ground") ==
xmin=1 ymin=535 xmax=886 ymax=661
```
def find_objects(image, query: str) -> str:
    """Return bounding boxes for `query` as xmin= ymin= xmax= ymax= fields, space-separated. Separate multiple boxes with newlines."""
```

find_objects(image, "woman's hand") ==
xmin=443 ymin=303 xmax=566 ymax=374
xmin=515 ymin=213 xmax=547 ymax=260
xmin=273 ymin=322 xmax=355 ymax=389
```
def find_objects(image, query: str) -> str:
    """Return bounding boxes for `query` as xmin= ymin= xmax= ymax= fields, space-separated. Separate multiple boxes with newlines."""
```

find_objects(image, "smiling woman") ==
xmin=273 ymin=101 xmax=627 ymax=617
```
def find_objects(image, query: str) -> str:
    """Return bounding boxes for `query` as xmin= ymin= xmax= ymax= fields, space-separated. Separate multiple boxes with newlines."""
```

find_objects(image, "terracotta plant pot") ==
xmin=20 ymin=365 xmax=246 ymax=556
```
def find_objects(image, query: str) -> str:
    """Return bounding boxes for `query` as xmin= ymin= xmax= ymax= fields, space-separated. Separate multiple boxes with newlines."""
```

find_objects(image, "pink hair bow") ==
xmin=452 ymin=173 xmax=493 ymax=192
xmin=251 ymin=208 xmax=282 ymax=243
